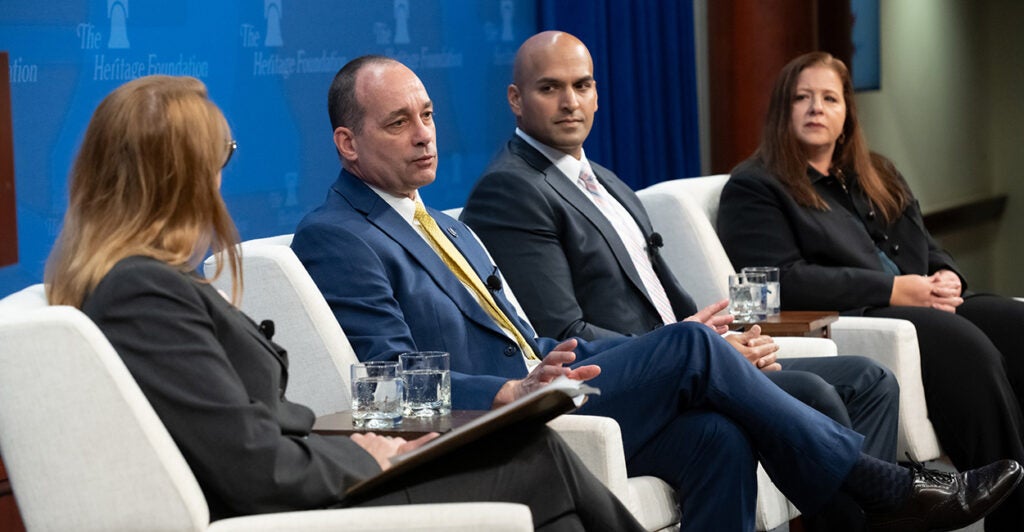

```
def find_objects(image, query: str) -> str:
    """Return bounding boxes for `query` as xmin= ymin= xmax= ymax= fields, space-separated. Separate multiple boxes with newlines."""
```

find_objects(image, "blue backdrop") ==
xmin=1 ymin=1 xmax=703 ymax=297
xmin=0 ymin=0 xmax=539 ymax=295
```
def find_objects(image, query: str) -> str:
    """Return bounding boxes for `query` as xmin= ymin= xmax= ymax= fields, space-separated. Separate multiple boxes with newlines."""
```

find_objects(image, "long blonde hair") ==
xmin=755 ymin=52 xmax=909 ymax=223
xmin=46 ymin=75 xmax=241 ymax=307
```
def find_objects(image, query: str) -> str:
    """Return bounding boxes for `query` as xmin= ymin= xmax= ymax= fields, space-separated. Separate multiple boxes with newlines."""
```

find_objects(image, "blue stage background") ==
xmin=0 ymin=0 xmax=539 ymax=295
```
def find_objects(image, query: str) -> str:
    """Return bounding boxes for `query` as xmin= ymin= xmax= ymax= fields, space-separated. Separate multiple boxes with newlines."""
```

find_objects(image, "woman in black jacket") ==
xmin=718 ymin=51 xmax=1024 ymax=531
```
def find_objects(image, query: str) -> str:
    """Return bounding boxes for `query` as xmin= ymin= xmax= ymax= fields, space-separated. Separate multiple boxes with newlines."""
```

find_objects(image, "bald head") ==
xmin=512 ymin=31 xmax=592 ymax=87
xmin=508 ymin=31 xmax=597 ymax=158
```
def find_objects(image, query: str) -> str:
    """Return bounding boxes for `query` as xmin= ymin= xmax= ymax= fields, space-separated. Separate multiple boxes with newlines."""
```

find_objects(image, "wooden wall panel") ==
xmin=0 ymin=457 xmax=26 ymax=532
xmin=0 ymin=52 xmax=18 ymax=267
xmin=708 ymin=0 xmax=852 ymax=174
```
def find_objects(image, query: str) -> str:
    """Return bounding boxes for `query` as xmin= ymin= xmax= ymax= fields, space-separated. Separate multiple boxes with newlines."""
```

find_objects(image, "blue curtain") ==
xmin=538 ymin=0 xmax=701 ymax=189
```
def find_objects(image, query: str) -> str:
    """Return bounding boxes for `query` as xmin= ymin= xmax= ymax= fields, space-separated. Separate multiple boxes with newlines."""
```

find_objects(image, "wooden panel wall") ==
xmin=0 ymin=457 xmax=26 ymax=532
xmin=708 ymin=0 xmax=852 ymax=174
xmin=0 ymin=52 xmax=18 ymax=267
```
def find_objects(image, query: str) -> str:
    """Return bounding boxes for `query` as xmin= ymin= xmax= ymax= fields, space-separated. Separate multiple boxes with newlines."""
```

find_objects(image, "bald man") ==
xmin=461 ymin=30 xmax=903 ymax=531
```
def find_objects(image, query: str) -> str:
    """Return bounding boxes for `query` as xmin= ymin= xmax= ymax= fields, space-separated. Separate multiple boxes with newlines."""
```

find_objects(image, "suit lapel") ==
xmin=333 ymin=171 xmax=523 ymax=341
xmin=510 ymin=137 xmax=651 ymax=303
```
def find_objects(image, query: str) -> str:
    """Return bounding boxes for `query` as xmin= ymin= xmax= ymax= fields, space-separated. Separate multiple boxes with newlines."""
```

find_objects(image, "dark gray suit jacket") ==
xmin=462 ymin=136 xmax=696 ymax=340
xmin=81 ymin=256 xmax=379 ymax=520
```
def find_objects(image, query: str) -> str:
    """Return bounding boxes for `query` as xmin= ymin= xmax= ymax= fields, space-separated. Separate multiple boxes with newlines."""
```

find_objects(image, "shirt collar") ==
xmin=366 ymin=182 xmax=421 ymax=227
xmin=515 ymin=127 xmax=590 ymax=182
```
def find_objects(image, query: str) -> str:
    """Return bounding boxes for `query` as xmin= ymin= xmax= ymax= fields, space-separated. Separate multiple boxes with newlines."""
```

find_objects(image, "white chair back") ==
xmin=638 ymin=174 xmax=734 ymax=307
xmin=204 ymin=236 xmax=357 ymax=416
xmin=0 ymin=300 xmax=210 ymax=531
xmin=639 ymin=176 xmax=943 ymax=462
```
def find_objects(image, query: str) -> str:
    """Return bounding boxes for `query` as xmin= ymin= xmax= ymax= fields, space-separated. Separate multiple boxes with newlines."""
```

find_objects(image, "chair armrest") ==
xmin=209 ymin=502 xmax=532 ymax=531
xmin=830 ymin=316 xmax=942 ymax=461
xmin=547 ymin=414 xmax=630 ymax=504
xmin=773 ymin=337 xmax=837 ymax=359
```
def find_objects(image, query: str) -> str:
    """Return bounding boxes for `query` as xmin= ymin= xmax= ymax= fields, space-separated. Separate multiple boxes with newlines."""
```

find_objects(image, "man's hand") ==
xmin=724 ymin=324 xmax=781 ymax=372
xmin=492 ymin=339 xmax=600 ymax=408
xmin=891 ymin=274 xmax=962 ymax=313
xmin=350 ymin=432 xmax=440 ymax=471
xmin=683 ymin=299 xmax=734 ymax=335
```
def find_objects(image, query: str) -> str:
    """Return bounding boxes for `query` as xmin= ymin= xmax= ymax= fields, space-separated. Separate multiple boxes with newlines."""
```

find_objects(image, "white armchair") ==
xmin=0 ymin=286 xmax=532 ymax=532
xmin=204 ymin=237 xmax=687 ymax=531
xmin=638 ymin=175 xmax=943 ymax=462
xmin=220 ymin=235 xmax=812 ymax=530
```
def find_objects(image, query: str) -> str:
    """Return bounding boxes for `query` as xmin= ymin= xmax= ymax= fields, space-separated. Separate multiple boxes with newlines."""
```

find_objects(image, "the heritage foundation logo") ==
xmin=81 ymin=1 xmax=211 ymax=81
xmin=107 ymin=0 xmax=130 ymax=49
xmin=245 ymin=1 xmax=349 ymax=79
xmin=374 ymin=0 xmax=463 ymax=69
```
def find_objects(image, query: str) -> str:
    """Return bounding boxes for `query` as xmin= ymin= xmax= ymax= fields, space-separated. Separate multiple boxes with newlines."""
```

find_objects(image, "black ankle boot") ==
xmin=867 ymin=458 xmax=1023 ymax=531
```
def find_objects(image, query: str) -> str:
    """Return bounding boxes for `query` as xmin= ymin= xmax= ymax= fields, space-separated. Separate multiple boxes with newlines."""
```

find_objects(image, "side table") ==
xmin=313 ymin=410 xmax=488 ymax=439
xmin=733 ymin=310 xmax=839 ymax=338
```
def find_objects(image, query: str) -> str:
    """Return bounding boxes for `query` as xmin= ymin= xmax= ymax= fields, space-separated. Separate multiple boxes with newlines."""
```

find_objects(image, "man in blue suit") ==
xmin=292 ymin=54 xmax=1020 ymax=531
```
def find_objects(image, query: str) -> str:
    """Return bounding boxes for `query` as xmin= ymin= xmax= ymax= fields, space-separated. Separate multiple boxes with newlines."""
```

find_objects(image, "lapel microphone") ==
xmin=258 ymin=319 xmax=275 ymax=341
xmin=648 ymin=232 xmax=664 ymax=249
xmin=486 ymin=266 xmax=503 ymax=292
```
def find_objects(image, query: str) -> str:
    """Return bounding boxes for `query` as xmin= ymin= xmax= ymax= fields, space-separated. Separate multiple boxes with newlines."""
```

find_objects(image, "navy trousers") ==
xmin=573 ymin=322 xmax=863 ymax=531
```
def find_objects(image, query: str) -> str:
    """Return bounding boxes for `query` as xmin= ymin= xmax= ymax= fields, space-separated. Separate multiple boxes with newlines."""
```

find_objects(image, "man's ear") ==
xmin=507 ymin=83 xmax=522 ymax=118
xmin=334 ymin=126 xmax=357 ymax=162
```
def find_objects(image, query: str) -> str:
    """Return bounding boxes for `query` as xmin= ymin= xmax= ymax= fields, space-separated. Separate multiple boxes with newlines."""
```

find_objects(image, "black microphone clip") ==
xmin=486 ymin=267 xmax=503 ymax=292
xmin=258 ymin=319 xmax=276 ymax=341
xmin=647 ymin=232 xmax=664 ymax=258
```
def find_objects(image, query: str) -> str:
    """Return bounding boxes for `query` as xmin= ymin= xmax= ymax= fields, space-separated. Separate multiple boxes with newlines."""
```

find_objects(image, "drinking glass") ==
xmin=350 ymin=361 xmax=404 ymax=429
xmin=399 ymin=351 xmax=451 ymax=418
xmin=742 ymin=266 xmax=780 ymax=315
xmin=728 ymin=272 xmax=768 ymax=323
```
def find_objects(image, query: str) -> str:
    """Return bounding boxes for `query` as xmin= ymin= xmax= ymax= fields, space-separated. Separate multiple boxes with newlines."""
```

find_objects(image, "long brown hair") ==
xmin=46 ymin=75 xmax=242 ymax=307
xmin=755 ymin=52 xmax=909 ymax=222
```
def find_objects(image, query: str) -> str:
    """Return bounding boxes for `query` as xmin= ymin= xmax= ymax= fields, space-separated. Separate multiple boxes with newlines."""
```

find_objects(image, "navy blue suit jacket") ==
xmin=292 ymin=170 xmax=595 ymax=410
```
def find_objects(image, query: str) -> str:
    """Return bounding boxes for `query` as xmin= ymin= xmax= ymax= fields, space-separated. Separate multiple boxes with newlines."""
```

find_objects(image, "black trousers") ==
xmin=866 ymin=293 xmax=1024 ymax=532
xmin=348 ymin=426 xmax=644 ymax=532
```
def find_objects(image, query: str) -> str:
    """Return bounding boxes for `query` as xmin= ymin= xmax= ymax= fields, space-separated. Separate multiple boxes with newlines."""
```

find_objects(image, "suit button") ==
xmin=503 ymin=345 xmax=517 ymax=357
xmin=867 ymin=211 xmax=876 ymax=220
xmin=892 ymin=244 xmax=900 ymax=255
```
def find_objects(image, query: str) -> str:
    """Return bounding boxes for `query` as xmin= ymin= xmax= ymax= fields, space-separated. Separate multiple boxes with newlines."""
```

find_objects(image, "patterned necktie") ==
xmin=577 ymin=161 xmax=678 ymax=325
xmin=413 ymin=202 xmax=539 ymax=360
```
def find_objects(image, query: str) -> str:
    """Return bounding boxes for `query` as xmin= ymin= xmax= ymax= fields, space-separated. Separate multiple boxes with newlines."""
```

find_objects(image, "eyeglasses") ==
xmin=223 ymin=140 xmax=237 ymax=169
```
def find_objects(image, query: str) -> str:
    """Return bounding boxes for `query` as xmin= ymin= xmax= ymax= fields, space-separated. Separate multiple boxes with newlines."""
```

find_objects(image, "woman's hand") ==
xmin=890 ymin=274 xmax=962 ymax=312
xmin=929 ymin=269 xmax=963 ymax=298
xmin=350 ymin=432 xmax=440 ymax=471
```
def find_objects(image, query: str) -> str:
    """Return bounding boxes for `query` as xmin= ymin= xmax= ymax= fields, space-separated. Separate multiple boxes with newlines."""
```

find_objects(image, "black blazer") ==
xmin=718 ymin=158 xmax=963 ymax=313
xmin=462 ymin=136 xmax=696 ymax=340
xmin=81 ymin=256 xmax=379 ymax=520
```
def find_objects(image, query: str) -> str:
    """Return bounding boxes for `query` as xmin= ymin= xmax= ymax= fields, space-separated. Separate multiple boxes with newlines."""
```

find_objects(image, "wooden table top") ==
xmin=313 ymin=410 xmax=488 ymax=439
xmin=732 ymin=310 xmax=839 ymax=337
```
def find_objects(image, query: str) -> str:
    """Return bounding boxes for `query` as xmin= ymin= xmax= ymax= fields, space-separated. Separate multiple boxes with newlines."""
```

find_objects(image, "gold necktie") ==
xmin=414 ymin=202 xmax=538 ymax=360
